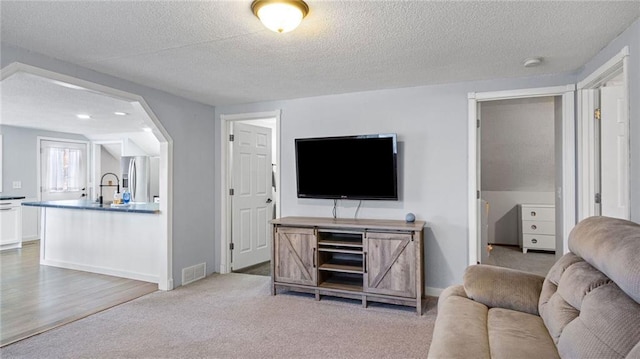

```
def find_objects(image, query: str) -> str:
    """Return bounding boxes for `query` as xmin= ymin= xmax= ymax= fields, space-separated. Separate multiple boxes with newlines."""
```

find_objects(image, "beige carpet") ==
xmin=1 ymin=273 xmax=438 ymax=358
xmin=484 ymin=244 xmax=557 ymax=277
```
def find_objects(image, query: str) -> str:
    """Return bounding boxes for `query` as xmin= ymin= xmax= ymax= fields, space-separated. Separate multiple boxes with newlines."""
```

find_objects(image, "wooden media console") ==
xmin=270 ymin=216 xmax=425 ymax=315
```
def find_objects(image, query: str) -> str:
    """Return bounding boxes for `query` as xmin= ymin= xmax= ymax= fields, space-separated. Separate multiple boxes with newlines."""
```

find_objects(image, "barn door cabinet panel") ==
xmin=364 ymin=231 xmax=416 ymax=298
xmin=273 ymin=226 xmax=317 ymax=286
xmin=270 ymin=217 xmax=425 ymax=315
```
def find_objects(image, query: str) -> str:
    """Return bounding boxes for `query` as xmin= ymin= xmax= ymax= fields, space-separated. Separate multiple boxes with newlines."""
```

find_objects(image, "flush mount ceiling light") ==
xmin=76 ymin=114 xmax=91 ymax=119
xmin=251 ymin=0 xmax=309 ymax=33
xmin=523 ymin=57 xmax=543 ymax=68
xmin=114 ymin=111 xmax=128 ymax=116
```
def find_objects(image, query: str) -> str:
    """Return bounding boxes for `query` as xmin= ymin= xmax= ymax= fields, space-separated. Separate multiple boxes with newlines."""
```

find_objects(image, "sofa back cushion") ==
xmin=539 ymin=216 xmax=640 ymax=358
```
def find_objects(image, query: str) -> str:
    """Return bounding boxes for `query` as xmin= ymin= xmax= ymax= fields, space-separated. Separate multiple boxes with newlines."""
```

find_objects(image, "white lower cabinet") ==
xmin=0 ymin=200 xmax=23 ymax=250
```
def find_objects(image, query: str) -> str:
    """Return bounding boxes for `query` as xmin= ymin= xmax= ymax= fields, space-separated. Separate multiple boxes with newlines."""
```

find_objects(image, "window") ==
xmin=41 ymin=140 xmax=86 ymax=194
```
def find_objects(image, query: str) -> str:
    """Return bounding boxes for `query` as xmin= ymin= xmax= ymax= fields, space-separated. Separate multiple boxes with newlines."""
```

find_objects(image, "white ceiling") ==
xmin=1 ymin=1 xmax=639 ymax=108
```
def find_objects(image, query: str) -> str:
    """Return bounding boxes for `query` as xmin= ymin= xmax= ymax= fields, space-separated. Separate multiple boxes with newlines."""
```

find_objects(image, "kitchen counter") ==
xmin=26 ymin=199 xmax=161 ymax=283
xmin=22 ymin=199 xmax=159 ymax=214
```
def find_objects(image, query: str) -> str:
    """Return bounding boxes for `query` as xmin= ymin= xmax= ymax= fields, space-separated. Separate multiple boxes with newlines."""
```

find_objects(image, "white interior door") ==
xmin=600 ymin=85 xmax=629 ymax=219
xmin=231 ymin=122 xmax=273 ymax=270
xmin=40 ymin=139 xmax=88 ymax=201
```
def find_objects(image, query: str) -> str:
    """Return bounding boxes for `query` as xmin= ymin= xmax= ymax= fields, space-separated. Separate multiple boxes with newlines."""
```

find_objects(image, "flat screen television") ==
xmin=295 ymin=134 xmax=398 ymax=200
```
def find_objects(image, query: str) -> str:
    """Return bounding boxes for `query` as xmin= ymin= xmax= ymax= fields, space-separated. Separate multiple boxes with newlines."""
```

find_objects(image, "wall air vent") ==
xmin=182 ymin=262 xmax=206 ymax=285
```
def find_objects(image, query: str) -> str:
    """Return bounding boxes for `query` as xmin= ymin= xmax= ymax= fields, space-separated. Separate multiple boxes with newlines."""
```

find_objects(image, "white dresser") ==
xmin=518 ymin=204 xmax=555 ymax=253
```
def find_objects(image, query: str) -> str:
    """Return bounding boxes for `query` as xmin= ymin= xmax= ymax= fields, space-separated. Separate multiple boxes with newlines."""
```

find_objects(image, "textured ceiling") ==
xmin=1 ymin=72 xmax=151 ymax=135
xmin=1 ymin=1 xmax=639 ymax=107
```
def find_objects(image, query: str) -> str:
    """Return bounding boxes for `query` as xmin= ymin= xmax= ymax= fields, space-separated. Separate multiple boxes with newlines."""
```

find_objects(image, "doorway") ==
xmin=468 ymin=85 xmax=576 ymax=272
xmin=477 ymin=97 xmax=558 ymax=276
xmin=0 ymin=63 xmax=173 ymax=345
xmin=1 ymin=62 xmax=173 ymax=290
xmin=577 ymin=47 xmax=630 ymax=221
xmin=38 ymin=138 xmax=89 ymax=202
xmin=220 ymin=111 xmax=281 ymax=275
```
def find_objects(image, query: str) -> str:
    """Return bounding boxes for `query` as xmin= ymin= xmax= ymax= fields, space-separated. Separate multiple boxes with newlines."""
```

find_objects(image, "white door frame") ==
xmin=1 ymin=62 xmax=174 ymax=290
xmin=468 ymin=84 xmax=576 ymax=266
xmin=220 ymin=110 xmax=281 ymax=274
xmin=576 ymin=46 xmax=630 ymax=221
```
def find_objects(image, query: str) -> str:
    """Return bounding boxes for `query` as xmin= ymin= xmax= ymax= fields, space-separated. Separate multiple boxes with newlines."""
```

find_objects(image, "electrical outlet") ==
xmin=12 ymin=181 xmax=22 ymax=189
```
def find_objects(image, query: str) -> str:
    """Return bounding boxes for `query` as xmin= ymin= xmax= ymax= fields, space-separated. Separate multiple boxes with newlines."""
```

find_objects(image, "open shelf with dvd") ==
xmin=317 ymin=230 xmax=364 ymax=290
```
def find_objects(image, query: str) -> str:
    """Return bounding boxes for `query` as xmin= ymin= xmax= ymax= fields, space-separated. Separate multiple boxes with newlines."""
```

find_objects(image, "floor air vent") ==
xmin=182 ymin=262 xmax=206 ymax=285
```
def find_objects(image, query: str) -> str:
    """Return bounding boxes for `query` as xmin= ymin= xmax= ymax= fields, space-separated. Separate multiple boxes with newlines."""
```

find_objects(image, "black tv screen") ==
xmin=295 ymin=134 xmax=398 ymax=200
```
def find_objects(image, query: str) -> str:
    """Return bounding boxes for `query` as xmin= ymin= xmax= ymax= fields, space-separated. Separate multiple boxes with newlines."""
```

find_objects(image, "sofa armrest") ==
xmin=463 ymin=264 xmax=545 ymax=315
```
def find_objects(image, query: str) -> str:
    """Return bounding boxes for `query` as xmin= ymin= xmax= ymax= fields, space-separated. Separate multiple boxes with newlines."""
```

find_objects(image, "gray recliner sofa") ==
xmin=428 ymin=216 xmax=640 ymax=358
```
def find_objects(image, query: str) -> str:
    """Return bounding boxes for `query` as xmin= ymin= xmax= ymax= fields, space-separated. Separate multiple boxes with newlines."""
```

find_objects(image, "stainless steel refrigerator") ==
xmin=121 ymin=156 xmax=150 ymax=203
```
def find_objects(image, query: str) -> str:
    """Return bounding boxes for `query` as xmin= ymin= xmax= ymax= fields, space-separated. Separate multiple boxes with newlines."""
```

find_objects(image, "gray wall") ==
xmin=216 ymin=15 xmax=640 ymax=287
xmin=577 ymin=18 xmax=640 ymax=223
xmin=215 ymin=73 xmax=576 ymax=290
xmin=4 ymin=17 xmax=637 ymax=291
xmin=481 ymin=97 xmax=555 ymax=192
xmin=1 ymin=44 xmax=217 ymax=287
xmin=0 ymin=125 xmax=88 ymax=198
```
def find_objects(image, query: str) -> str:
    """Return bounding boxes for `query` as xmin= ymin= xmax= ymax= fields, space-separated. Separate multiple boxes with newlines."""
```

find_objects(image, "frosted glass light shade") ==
xmin=252 ymin=0 xmax=309 ymax=33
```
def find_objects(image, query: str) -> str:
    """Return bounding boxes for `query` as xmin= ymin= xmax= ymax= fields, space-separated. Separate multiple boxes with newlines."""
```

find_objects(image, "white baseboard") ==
xmin=41 ymin=259 xmax=159 ymax=284
xmin=426 ymin=286 xmax=444 ymax=297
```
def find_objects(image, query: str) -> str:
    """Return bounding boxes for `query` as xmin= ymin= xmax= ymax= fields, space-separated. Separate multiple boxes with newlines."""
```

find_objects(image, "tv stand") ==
xmin=270 ymin=216 xmax=425 ymax=315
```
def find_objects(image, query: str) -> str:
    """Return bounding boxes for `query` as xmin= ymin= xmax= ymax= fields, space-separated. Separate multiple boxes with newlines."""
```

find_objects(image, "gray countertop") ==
xmin=0 ymin=196 xmax=27 ymax=200
xmin=22 ymin=199 xmax=160 ymax=214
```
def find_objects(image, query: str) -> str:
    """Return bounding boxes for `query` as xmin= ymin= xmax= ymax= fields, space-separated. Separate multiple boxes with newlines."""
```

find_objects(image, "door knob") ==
xmin=266 ymin=198 xmax=273 ymax=204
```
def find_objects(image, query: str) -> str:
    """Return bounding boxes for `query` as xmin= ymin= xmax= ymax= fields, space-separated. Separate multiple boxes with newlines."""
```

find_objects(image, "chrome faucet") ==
xmin=99 ymin=172 xmax=120 ymax=204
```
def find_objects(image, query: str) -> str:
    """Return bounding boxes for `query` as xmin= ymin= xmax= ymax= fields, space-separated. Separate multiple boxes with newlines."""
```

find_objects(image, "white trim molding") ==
xmin=467 ymin=98 xmax=478 ymax=266
xmin=470 ymin=85 xmax=575 ymax=101
xmin=468 ymin=85 xmax=576 ymax=265
xmin=425 ymin=287 xmax=444 ymax=297
xmin=578 ymin=46 xmax=629 ymax=90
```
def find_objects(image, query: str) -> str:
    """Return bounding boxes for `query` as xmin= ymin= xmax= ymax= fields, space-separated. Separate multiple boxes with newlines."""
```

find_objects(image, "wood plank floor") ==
xmin=0 ymin=241 xmax=158 ymax=347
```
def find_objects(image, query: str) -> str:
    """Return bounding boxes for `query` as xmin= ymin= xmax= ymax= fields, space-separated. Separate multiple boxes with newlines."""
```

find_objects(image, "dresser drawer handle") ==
xmin=531 ymin=225 xmax=537 ymax=230
xmin=531 ymin=211 xmax=537 ymax=217
xmin=531 ymin=238 xmax=538 ymax=244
